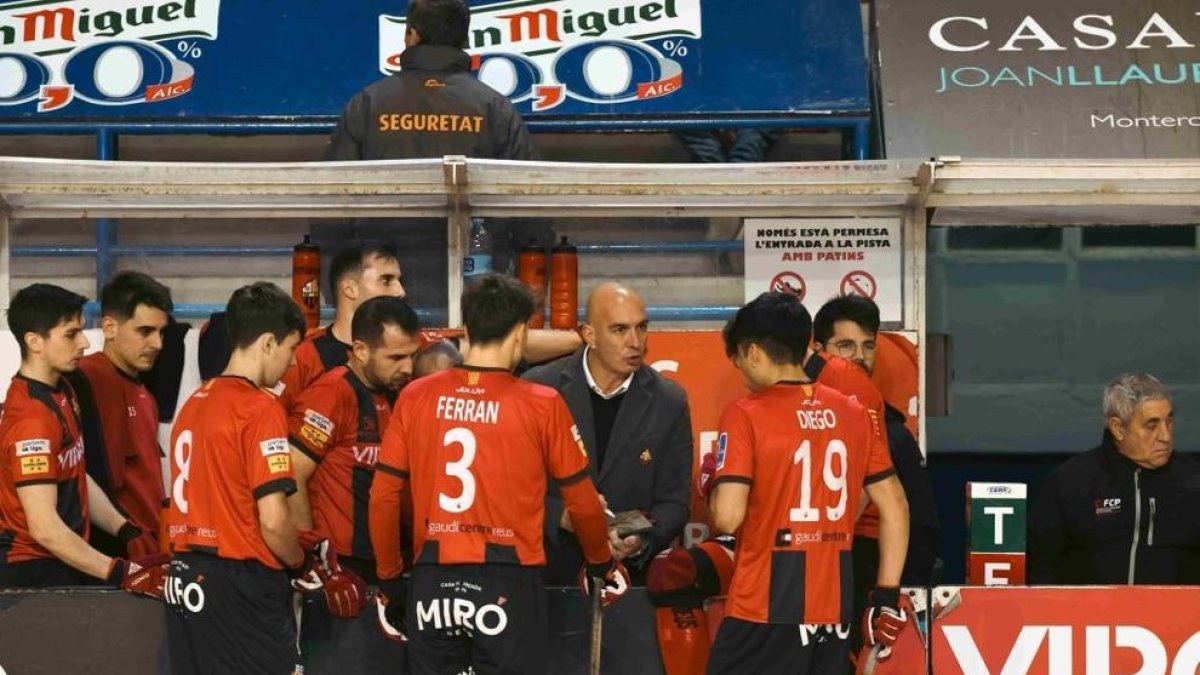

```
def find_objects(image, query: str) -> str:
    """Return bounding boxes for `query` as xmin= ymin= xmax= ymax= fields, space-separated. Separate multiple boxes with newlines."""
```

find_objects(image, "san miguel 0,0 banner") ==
xmin=0 ymin=0 xmax=219 ymax=113
xmin=744 ymin=218 xmax=903 ymax=323
xmin=876 ymin=0 xmax=1200 ymax=158
xmin=380 ymin=0 xmax=697 ymax=113
xmin=931 ymin=586 xmax=1200 ymax=674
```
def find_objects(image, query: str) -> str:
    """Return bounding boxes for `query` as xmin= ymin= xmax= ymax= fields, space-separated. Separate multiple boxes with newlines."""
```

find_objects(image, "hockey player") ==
xmin=369 ymin=274 xmax=630 ymax=674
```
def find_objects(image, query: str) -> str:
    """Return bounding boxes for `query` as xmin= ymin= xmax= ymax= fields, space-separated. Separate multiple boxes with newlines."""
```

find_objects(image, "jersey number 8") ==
xmin=790 ymin=439 xmax=848 ymax=523
xmin=172 ymin=430 xmax=193 ymax=514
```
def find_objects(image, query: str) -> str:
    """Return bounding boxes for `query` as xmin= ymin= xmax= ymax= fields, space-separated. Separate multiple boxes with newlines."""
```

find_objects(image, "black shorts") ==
xmin=0 ymin=558 xmax=90 ymax=587
xmin=707 ymin=617 xmax=850 ymax=675
xmin=164 ymin=553 xmax=299 ymax=675
xmin=408 ymin=563 xmax=548 ymax=675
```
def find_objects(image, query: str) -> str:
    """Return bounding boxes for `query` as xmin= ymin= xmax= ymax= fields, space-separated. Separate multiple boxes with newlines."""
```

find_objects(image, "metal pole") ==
xmin=444 ymin=156 xmax=469 ymax=327
xmin=0 ymin=201 xmax=9 ymax=317
xmin=908 ymin=162 xmax=935 ymax=456
xmin=95 ymin=129 xmax=118 ymax=298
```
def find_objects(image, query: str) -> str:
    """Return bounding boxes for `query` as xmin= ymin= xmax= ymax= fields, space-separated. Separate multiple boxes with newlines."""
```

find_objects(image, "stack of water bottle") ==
xmin=464 ymin=218 xmax=578 ymax=329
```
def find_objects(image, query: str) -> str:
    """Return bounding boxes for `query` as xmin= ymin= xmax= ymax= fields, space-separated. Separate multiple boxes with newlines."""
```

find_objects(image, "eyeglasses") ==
xmin=829 ymin=339 xmax=875 ymax=359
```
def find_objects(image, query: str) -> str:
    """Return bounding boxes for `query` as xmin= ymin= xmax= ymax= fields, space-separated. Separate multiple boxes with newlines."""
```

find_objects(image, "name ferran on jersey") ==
xmin=379 ymin=0 xmax=702 ymax=111
xmin=0 ymin=0 xmax=221 ymax=112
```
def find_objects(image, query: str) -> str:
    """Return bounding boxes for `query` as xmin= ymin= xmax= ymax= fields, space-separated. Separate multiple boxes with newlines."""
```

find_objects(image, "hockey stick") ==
xmin=589 ymin=581 xmax=604 ymax=675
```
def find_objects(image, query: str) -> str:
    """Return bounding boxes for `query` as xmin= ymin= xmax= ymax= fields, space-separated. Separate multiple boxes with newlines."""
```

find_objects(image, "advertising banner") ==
xmin=932 ymin=586 xmax=1200 ymax=675
xmin=876 ymin=0 xmax=1200 ymax=158
xmin=0 ymin=0 xmax=867 ymax=121
xmin=743 ymin=217 xmax=903 ymax=324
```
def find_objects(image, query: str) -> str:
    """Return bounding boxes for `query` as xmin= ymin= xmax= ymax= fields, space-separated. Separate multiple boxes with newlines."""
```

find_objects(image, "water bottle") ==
xmin=291 ymin=234 xmax=320 ymax=331
xmin=463 ymin=218 xmax=493 ymax=281
xmin=549 ymin=236 xmax=578 ymax=330
xmin=518 ymin=239 xmax=548 ymax=328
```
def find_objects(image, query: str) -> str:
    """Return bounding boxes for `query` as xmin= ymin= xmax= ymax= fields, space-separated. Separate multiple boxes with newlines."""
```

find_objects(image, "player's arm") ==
xmin=259 ymin=490 xmax=304 ymax=568
xmin=285 ymin=393 xmax=340 ymax=531
xmin=544 ymin=397 xmax=611 ymax=565
xmin=18 ymin=483 xmax=113 ymax=580
xmin=85 ymin=473 xmax=132 ymax=536
xmin=865 ymin=475 xmax=908 ymax=587
xmin=370 ymin=405 xmax=410 ymax=582
xmin=524 ymin=329 xmax=582 ymax=365
xmin=287 ymin=450 xmax=319 ymax=531
xmin=709 ymin=404 xmax=755 ymax=536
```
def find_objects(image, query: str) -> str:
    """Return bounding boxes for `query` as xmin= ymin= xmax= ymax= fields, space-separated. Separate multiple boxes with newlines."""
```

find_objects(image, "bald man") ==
xmin=524 ymin=283 xmax=693 ymax=584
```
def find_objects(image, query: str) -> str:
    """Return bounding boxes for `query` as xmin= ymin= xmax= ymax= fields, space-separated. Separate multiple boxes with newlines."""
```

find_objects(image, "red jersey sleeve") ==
xmin=863 ymin=411 xmax=896 ymax=486
xmin=287 ymin=381 xmax=345 ymax=463
xmin=712 ymin=402 xmax=755 ymax=488
xmin=6 ymin=416 xmax=60 ymax=486
xmin=371 ymin=400 xmax=410 ymax=580
xmin=543 ymin=393 xmax=610 ymax=566
xmin=543 ymin=394 xmax=590 ymax=483
xmin=242 ymin=402 xmax=296 ymax=499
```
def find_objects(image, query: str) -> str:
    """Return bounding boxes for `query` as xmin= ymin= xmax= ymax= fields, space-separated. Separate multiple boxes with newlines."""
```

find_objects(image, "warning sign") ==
xmin=770 ymin=272 xmax=806 ymax=299
xmin=744 ymin=218 xmax=902 ymax=322
xmin=840 ymin=270 xmax=877 ymax=299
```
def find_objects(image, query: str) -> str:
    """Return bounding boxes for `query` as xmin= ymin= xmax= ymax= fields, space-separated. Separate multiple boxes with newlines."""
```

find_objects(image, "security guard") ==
xmin=321 ymin=0 xmax=539 ymax=311
xmin=323 ymin=0 xmax=533 ymax=162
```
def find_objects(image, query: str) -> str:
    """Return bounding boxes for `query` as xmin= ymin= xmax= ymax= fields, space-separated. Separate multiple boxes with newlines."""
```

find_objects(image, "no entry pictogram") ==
xmin=770 ymin=271 xmax=806 ymax=299
xmin=840 ymin=270 xmax=877 ymax=299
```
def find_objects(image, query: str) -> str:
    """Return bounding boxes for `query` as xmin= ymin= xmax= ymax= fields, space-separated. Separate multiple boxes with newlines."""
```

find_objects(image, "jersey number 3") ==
xmin=440 ymin=427 xmax=477 ymax=513
xmin=790 ymin=439 xmax=847 ymax=523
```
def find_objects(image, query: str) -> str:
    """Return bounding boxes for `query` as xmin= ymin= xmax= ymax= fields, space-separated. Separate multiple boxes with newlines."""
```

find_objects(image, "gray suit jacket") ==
xmin=523 ymin=349 xmax=693 ymax=584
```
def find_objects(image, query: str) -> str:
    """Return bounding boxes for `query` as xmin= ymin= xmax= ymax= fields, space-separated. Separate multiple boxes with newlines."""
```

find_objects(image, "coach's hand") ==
xmin=289 ymin=530 xmax=367 ymax=618
xmin=375 ymin=576 xmax=408 ymax=642
xmin=118 ymin=521 xmax=160 ymax=558
xmin=862 ymin=587 xmax=911 ymax=662
xmin=580 ymin=558 xmax=631 ymax=608
xmin=108 ymin=553 xmax=171 ymax=600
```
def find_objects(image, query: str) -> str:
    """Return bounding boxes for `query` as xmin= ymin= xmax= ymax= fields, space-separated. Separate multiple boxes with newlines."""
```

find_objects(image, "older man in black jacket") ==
xmin=1028 ymin=372 xmax=1200 ymax=585
xmin=524 ymin=283 xmax=693 ymax=585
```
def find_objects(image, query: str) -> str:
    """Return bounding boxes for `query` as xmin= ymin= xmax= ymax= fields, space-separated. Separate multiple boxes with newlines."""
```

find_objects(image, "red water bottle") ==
xmin=292 ymin=234 xmax=321 ymax=331
xmin=518 ymin=240 xmax=548 ymax=328
xmin=549 ymin=236 xmax=578 ymax=330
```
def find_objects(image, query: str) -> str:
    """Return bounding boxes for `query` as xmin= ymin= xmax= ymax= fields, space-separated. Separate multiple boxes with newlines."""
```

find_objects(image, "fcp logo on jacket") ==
xmin=1094 ymin=498 xmax=1122 ymax=516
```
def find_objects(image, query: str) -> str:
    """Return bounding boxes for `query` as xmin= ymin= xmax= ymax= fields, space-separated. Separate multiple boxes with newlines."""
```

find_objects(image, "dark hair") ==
xmin=100 ymin=271 xmax=173 ymax=320
xmin=327 ymin=241 xmax=400 ymax=300
xmin=225 ymin=282 xmax=306 ymax=350
xmin=352 ymin=296 xmax=420 ymax=347
xmin=414 ymin=339 xmax=463 ymax=378
xmin=812 ymin=295 xmax=881 ymax=346
xmin=722 ymin=292 xmax=812 ymax=366
xmin=461 ymin=274 xmax=534 ymax=346
xmin=407 ymin=0 xmax=470 ymax=48
xmin=7 ymin=284 xmax=88 ymax=359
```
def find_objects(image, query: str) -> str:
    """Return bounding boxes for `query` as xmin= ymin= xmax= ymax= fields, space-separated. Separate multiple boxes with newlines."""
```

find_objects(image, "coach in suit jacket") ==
xmin=524 ymin=282 xmax=693 ymax=584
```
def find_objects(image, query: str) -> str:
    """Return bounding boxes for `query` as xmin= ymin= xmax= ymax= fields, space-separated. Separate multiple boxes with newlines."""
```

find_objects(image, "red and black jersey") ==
xmin=806 ymin=351 xmax=891 ymax=540
xmin=288 ymin=366 xmax=391 ymax=559
xmin=276 ymin=327 xmax=352 ymax=411
xmin=712 ymin=381 xmax=894 ymax=625
xmin=73 ymin=353 xmax=164 ymax=535
xmin=0 ymin=375 xmax=89 ymax=564
xmin=167 ymin=376 xmax=297 ymax=569
xmin=370 ymin=367 xmax=610 ymax=578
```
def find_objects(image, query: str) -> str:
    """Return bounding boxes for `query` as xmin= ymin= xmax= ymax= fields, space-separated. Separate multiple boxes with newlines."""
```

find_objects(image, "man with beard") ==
xmin=287 ymin=296 xmax=421 ymax=581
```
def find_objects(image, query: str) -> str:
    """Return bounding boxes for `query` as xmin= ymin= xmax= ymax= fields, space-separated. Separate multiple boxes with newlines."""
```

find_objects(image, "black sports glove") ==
xmin=375 ymin=576 xmax=408 ymax=642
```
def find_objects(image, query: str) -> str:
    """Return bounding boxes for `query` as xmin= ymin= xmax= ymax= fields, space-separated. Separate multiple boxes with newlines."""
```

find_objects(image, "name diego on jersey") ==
xmin=796 ymin=408 xmax=838 ymax=430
